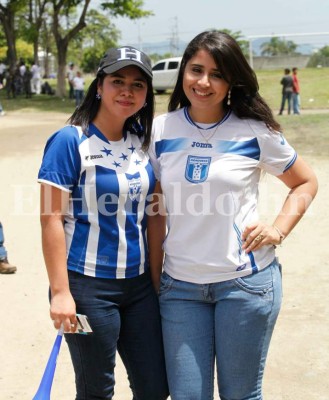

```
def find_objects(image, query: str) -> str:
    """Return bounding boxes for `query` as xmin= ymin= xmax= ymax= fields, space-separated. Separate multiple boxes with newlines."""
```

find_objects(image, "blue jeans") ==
xmin=159 ymin=258 xmax=282 ymax=400
xmin=292 ymin=93 xmax=300 ymax=114
xmin=75 ymin=89 xmax=84 ymax=107
xmin=279 ymin=92 xmax=292 ymax=114
xmin=0 ymin=222 xmax=7 ymax=260
xmin=65 ymin=269 xmax=169 ymax=400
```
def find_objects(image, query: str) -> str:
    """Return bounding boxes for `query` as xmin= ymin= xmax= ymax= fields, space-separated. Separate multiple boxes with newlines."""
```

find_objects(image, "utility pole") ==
xmin=136 ymin=20 xmax=143 ymax=51
xmin=169 ymin=16 xmax=179 ymax=56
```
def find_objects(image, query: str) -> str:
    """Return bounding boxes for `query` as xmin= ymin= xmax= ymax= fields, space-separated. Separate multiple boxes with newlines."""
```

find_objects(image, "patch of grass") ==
xmin=1 ymin=68 xmax=328 ymax=115
xmin=0 ymin=93 xmax=76 ymax=114
xmin=257 ymin=68 xmax=329 ymax=111
xmin=278 ymin=114 xmax=329 ymax=159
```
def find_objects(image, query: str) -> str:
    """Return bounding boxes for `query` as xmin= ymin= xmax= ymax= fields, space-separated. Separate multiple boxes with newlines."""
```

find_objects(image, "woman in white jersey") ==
xmin=148 ymin=31 xmax=318 ymax=400
xmin=38 ymin=47 xmax=168 ymax=399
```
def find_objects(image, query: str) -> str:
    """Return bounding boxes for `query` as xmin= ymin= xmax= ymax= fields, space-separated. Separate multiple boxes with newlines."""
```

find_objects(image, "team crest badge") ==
xmin=128 ymin=177 xmax=142 ymax=201
xmin=185 ymin=155 xmax=211 ymax=183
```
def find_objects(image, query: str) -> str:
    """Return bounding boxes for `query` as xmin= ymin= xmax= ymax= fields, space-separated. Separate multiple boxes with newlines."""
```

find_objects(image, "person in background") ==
xmin=23 ymin=66 xmax=32 ymax=98
xmin=292 ymin=67 xmax=301 ymax=115
xmin=0 ymin=60 xmax=6 ymax=85
xmin=67 ymin=62 xmax=75 ymax=99
xmin=72 ymin=70 xmax=84 ymax=107
xmin=0 ymin=222 xmax=17 ymax=274
xmin=148 ymin=30 xmax=318 ymax=400
xmin=31 ymin=62 xmax=42 ymax=95
xmin=278 ymin=68 xmax=294 ymax=115
xmin=0 ymin=82 xmax=5 ymax=116
xmin=19 ymin=59 xmax=26 ymax=78
xmin=38 ymin=46 xmax=168 ymax=400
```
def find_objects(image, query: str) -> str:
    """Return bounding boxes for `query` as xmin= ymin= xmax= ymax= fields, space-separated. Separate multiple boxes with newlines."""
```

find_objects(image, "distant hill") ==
xmin=123 ymin=40 xmax=187 ymax=56
xmin=126 ymin=38 xmax=316 ymax=57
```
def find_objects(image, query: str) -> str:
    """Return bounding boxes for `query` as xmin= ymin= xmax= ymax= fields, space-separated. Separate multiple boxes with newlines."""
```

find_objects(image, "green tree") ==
xmin=19 ymin=0 xmax=49 ymax=64
xmin=0 ymin=0 xmax=152 ymax=96
xmin=261 ymin=37 xmax=298 ymax=56
xmin=0 ymin=0 xmax=26 ymax=72
xmin=307 ymin=45 xmax=329 ymax=67
xmin=100 ymin=0 xmax=152 ymax=19
xmin=69 ymin=9 xmax=120 ymax=73
xmin=218 ymin=29 xmax=250 ymax=58
xmin=51 ymin=0 xmax=152 ymax=97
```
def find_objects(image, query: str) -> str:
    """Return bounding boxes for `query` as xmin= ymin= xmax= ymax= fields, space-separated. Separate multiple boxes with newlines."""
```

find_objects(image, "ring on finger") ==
xmin=254 ymin=234 xmax=264 ymax=243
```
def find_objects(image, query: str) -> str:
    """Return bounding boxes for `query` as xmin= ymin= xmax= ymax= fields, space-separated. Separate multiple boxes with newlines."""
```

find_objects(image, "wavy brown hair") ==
xmin=169 ymin=30 xmax=281 ymax=132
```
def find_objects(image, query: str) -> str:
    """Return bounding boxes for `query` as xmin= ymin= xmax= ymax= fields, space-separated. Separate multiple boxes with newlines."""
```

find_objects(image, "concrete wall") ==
xmin=252 ymin=55 xmax=311 ymax=70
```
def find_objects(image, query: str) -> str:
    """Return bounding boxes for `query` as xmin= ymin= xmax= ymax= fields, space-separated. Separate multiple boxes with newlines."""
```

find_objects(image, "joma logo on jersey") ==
xmin=85 ymin=154 xmax=104 ymax=160
xmin=191 ymin=141 xmax=213 ymax=148
xmin=128 ymin=177 xmax=142 ymax=201
xmin=185 ymin=155 xmax=211 ymax=183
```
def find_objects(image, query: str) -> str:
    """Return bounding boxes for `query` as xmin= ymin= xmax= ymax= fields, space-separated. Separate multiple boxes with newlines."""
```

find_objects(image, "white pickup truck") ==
xmin=152 ymin=57 xmax=182 ymax=94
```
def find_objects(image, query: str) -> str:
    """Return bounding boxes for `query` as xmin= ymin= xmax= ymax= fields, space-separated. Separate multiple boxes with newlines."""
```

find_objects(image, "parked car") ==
xmin=152 ymin=57 xmax=182 ymax=94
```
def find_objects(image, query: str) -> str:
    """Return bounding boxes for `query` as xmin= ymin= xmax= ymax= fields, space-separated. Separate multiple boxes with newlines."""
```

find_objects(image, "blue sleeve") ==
xmin=38 ymin=126 xmax=83 ymax=191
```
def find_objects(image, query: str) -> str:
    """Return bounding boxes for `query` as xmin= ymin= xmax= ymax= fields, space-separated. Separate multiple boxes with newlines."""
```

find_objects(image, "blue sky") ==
xmin=113 ymin=0 xmax=329 ymax=49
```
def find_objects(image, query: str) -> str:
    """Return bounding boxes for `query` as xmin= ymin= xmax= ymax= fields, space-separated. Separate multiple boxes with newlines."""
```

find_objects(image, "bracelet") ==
xmin=272 ymin=225 xmax=285 ymax=245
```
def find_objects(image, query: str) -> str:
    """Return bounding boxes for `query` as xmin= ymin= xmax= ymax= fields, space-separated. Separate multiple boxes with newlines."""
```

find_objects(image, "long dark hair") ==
xmin=169 ymin=30 xmax=281 ymax=131
xmin=68 ymin=70 xmax=155 ymax=150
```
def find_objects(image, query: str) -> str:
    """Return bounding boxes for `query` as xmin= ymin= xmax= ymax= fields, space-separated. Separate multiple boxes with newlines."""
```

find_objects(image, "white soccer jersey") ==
xmin=38 ymin=124 xmax=156 ymax=279
xmin=149 ymin=108 xmax=297 ymax=283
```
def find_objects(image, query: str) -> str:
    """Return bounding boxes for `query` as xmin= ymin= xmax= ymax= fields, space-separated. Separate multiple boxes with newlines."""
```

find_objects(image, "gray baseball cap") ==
xmin=97 ymin=46 xmax=152 ymax=79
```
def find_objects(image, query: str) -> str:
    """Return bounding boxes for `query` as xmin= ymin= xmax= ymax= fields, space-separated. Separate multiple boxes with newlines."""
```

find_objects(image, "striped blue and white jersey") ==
xmin=149 ymin=108 xmax=297 ymax=284
xmin=38 ymin=123 xmax=156 ymax=279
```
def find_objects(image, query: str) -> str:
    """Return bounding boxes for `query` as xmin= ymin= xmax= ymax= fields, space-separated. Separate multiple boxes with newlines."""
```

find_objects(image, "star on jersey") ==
xmin=112 ymin=161 xmax=121 ymax=168
xmin=128 ymin=144 xmax=136 ymax=153
xmin=119 ymin=153 xmax=128 ymax=161
xmin=134 ymin=159 xmax=141 ymax=165
xmin=101 ymin=147 xmax=113 ymax=156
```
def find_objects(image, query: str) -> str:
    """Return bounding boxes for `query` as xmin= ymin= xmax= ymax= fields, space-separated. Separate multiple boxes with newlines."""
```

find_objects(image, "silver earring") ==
xmin=227 ymin=90 xmax=231 ymax=106
xmin=96 ymin=93 xmax=101 ymax=100
xmin=143 ymin=102 xmax=147 ymax=108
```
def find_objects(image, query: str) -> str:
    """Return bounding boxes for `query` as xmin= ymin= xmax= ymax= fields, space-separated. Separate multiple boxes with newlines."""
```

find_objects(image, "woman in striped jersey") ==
xmin=38 ymin=46 xmax=168 ymax=400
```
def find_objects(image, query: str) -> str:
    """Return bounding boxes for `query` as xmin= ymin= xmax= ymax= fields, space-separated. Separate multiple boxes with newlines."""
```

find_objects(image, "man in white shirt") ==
xmin=31 ymin=63 xmax=42 ymax=94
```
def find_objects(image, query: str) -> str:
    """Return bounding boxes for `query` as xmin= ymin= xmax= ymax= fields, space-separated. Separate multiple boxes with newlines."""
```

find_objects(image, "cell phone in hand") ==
xmin=76 ymin=314 xmax=93 ymax=335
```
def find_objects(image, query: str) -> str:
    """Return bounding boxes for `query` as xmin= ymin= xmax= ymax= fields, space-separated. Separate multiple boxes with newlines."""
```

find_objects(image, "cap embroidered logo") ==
xmin=118 ymin=47 xmax=142 ymax=63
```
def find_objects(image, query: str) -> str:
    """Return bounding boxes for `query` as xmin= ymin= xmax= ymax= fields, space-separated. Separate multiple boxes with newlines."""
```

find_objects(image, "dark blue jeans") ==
xmin=65 ymin=269 xmax=169 ymax=400
xmin=75 ymin=89 xmax=84 ymax=107
xmin=279 ymin=91 xmax=292 ymax=114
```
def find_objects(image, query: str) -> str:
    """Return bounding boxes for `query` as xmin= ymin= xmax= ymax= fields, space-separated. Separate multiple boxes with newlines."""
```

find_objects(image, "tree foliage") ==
xmin=74 ymin=9 xmax=120 ymax=73
xmin=218 ymin=29 xmax=250 ymax=58
xmin=100 ymin=0 xmax=152 ymax=19
xmin=307 ymin=45 xmax=329 ymax=67
xmin=0 ymin=0 xmax=151 ymax=96
xmin=261 ymin=37 xmax=298 ymax=56
xmin=0 ymin=0 xmax=26 ymax=69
